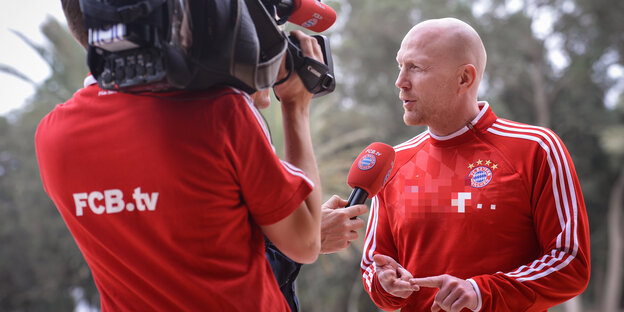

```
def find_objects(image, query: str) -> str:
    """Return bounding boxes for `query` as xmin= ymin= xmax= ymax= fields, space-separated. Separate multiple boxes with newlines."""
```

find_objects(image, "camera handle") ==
xmin=275 ymin=35 xmax=335 ymax=98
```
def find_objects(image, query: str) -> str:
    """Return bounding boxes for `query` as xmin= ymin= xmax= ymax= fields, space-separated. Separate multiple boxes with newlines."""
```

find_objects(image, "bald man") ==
xmin=360 ymin=18 xmax=590 ymax=312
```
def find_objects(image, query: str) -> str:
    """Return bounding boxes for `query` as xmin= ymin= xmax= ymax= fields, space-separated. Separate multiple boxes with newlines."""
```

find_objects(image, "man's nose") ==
xmin=395 ymin=70 xmax=410 ymax=90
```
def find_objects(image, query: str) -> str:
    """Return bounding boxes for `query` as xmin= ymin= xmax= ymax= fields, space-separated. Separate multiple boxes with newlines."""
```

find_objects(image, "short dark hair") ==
xmin=61 ymin=0 xmax=89 ymax=48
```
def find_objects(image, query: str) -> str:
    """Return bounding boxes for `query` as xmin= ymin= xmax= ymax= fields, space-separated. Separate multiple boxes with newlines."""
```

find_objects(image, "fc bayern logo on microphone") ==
xmin=358 ymin=154 xmax=377 ymax=170
xmin=302 ymin=18 xmax=319 ymax=28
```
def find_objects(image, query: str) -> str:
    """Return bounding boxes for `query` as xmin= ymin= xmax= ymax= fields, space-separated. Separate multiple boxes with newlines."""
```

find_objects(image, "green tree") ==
xmin=598 ymin=98 xmax=624 ymax=312
xmin=547 ymin=0 xmax=624 ymax=309
xmin=0 ymin=18 xmax=98 ymax=311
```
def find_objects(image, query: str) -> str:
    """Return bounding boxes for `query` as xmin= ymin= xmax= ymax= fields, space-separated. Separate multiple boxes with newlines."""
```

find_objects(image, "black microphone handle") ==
xmin=346 ymin=187 xmax=369 ymax=207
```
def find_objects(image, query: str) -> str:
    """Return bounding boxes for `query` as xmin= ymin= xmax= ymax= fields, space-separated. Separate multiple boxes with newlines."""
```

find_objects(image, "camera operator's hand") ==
xmin=273 ymin=30 xmax=324 ymax=104
xmin=262 ymin=30 xmax=324 ymax=265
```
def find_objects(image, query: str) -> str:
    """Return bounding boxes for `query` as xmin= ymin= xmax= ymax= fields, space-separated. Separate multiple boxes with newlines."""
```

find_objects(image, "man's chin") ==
xmin=403 ymin=114 xmax=423 ymax=127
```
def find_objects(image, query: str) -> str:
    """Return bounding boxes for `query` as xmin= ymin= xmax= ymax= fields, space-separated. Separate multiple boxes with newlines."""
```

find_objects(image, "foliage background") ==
xmin=1 ymin=0 xmax=623 ymax=311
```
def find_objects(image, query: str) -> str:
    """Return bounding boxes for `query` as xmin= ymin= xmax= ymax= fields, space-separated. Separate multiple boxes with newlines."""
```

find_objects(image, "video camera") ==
xmin=80 ymin=0 xmax=335 ymax=97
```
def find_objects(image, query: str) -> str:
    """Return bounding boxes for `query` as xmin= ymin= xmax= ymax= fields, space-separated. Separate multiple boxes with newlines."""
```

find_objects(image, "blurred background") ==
xmin=1 ymin=0 xmax=623 ymax=311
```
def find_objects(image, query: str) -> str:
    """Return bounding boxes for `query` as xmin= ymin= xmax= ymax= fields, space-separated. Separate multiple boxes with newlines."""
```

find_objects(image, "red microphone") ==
xmin=288 ymin=0 xmax=337 ymax=32
xmin=346 ymin=142 xmax=396 ymax=207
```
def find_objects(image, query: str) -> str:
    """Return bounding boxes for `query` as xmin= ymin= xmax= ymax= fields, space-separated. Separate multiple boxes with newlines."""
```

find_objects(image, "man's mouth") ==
xmin=402 ymin=99 xmax=416 ymax=107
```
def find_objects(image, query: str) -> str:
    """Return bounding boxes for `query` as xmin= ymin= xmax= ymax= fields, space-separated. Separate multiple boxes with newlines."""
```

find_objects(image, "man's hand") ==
xmin=320 ymin=195 xmax=368 ymax=254
xmin=410 ymin=274 xmax=478 ymax=312
xmin=273 ymin=30 xmax=324 ymax=104
xmin=373 ymin=254 xmax=418 ymax=298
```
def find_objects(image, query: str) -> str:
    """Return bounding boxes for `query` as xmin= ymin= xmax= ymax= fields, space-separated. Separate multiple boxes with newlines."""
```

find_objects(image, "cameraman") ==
xmin=252 ymin=62 xmax=370 ymax=311
xmin=35 ymin=1 xmax=365 ymax=311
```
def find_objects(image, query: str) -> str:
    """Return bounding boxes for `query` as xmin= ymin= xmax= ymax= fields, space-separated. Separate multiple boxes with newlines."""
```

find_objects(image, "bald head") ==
xmin=402 ymin=18 xmax=487 ymax=82
xmin=395 ymin=18 xmax=487 ymax=134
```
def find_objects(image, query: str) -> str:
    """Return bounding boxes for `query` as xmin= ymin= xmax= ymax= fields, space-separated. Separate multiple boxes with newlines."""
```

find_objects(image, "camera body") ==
xmin=81 ymin=0 xmax=335 ymax=97
xmin=88 ymin=23 xmax=171 ymax=90
xmin=81 ymin=0 xmax=287 ymax=93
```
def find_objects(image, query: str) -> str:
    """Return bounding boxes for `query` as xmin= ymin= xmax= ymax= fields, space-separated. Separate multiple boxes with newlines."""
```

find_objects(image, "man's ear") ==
xmin=457 ymin=64 xmax=477 ymax=94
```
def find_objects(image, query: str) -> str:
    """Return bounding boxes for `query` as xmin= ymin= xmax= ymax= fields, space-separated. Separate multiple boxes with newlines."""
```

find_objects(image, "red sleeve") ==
xmin=360 ymin=195 xmax=408 ymax=311
xmin=224 ymin=94 xmax=313 ymax=226
xmin=472 ymin=129 xmax=590 ymax=311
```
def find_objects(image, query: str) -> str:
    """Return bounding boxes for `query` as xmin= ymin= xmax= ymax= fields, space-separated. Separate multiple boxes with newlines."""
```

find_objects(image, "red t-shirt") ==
xmin=361 ymin=103 xmax=590 ymax=311
xmin=35 ymin=77 xmax=313 ymax=311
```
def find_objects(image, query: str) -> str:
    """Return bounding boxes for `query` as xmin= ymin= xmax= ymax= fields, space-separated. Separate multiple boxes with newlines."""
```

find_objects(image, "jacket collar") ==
xmin=428 ymin=101 xmax=497 ymax=146
xmin=84 ymin=75 xmax=97 ymax=87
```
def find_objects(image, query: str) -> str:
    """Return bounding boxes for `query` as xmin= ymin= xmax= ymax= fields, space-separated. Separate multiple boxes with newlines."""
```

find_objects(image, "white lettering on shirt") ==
xmin=452 ymin=192 xmax=472 ymax=213
xmin=132 ymin=187 xmax=158 ymax=211
xmin=451 ymin=192 xmax=497 ymax=213
xmin=72 ymin=187 xmax=159 ymax=216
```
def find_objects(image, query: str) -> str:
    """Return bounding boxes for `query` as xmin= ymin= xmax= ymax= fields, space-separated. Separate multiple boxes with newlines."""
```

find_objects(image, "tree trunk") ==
xmin=562 ymin=295 xmax=582 ymax=312
xmin=529 ymin=59 xmax=550 ymax=128
xmin=348 ymin=272 xmax=363 ymax=312
xmin=601 ymin=165 xmax=624 ymax=312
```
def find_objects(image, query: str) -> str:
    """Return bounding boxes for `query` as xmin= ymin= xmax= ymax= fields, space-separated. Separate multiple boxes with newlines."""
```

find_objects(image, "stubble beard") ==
xmin=403 ymin=105 xmax=427 ymax=127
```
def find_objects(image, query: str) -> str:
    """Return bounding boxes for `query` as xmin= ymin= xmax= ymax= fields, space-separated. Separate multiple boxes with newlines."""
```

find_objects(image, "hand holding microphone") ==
xmin=346 ymin=142 xmax=396 ymax=207
xmin=319 ymin=142 xmax=395 ymax=254
xmin=319 ymin=195 xmax=367 ymax=254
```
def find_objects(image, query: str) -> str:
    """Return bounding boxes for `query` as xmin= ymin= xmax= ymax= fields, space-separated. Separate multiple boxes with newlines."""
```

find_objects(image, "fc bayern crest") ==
xmin=469 ymin=166 xmax=493 ymax=188
xmin=358 ymin=154 xmax=377 ymax=170
xmin=302 ymin=18 xmax=319 ymax=28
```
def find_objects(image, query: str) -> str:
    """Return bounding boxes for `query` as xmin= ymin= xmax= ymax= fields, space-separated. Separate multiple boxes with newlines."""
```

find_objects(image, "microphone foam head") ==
xmin=347 ymin=142 xmax=396 ymax=198
xmin=289 ymin=0 xmax=337 ymax=32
